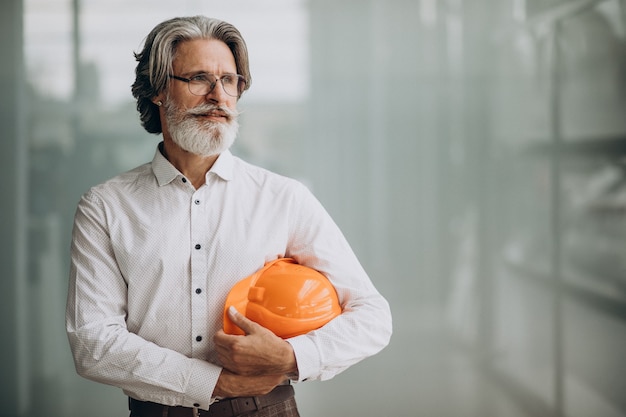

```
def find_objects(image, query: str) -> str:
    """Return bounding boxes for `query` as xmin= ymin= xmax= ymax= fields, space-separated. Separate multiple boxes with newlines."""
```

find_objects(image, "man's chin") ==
xmin=178 ymin=136 xmax=235 ymax=158
xmin=179 ymin=144 xmax=224 ymax=158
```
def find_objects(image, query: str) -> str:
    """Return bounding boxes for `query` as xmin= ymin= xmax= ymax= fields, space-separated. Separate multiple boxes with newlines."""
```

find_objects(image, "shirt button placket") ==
xmin=189 ymin=191 xmax=207 ymax=355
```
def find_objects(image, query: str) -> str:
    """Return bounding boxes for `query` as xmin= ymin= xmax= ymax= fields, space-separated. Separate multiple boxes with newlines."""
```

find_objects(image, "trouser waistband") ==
xmin=129 ymin=384 xmax=295 ymax=417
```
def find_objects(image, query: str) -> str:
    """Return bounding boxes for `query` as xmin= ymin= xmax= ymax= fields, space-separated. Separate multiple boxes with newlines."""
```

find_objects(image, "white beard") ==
xmin=164 ymin=102 xmax=239 ymax=157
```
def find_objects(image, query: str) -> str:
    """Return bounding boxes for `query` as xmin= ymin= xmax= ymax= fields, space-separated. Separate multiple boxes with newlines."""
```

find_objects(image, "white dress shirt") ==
xmin=66 ymin=144 xmax=392 ymax=410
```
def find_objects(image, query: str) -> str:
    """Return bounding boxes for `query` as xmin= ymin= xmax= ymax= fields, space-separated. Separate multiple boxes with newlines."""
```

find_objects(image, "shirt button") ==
xmin=195 ymin=288 xmax=202 ymax=294
xmin=194 ymin=199 xmax=200 ymax=205
xmin=195 ymin=244 xmax=201 ymax=250
xmin=193 ymin=403 xmax=200 ymax=408
xmin=196 ymin=335 xmax=203 ymax=342
xmin=182 ymin=178 xmax=187 ymax=183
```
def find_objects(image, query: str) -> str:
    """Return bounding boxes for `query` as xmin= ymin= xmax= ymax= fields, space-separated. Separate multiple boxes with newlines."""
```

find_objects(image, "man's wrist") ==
xmin=281 ymin=340 xmax=298 ymax=376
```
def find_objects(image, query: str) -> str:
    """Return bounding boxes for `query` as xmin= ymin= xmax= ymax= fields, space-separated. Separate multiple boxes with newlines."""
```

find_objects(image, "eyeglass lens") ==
xmin=188 ymin=75 xmax=244 ymax=97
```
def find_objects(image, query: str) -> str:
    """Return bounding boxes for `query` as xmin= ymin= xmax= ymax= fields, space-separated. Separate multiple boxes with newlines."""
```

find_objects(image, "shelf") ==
xmin=497 ymin=135 xmax=626 ymax=159
xmin=523 ymin=0 xmax=609 ymax=28
xmin=505 ymin=259 xmax=626 ymax=321
xmin=536 ymin=136 xmax=626 ymax=158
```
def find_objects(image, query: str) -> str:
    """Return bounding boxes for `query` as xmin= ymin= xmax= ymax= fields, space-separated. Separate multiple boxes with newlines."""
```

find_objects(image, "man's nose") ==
xmin=205 ymin=80 xmax=228 ymax=103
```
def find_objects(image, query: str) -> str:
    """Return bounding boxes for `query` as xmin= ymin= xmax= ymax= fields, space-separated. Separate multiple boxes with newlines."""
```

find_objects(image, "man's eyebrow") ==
xmin=183 ymin=71 xmax=209 ymax=77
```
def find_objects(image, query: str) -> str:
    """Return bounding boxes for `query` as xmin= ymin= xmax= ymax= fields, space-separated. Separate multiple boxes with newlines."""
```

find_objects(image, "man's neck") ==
xmin=162 ymin=138 xmax=219 ymax=189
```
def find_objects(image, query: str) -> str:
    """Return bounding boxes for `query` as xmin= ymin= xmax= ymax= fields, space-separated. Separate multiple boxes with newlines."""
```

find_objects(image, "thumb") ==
xmin=228 ymin=306 xmax=258 ymax=335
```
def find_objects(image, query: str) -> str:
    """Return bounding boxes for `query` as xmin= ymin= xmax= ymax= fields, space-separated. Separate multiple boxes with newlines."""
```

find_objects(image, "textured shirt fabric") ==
xmin=66 ymin=144 xmax=392 ymax=410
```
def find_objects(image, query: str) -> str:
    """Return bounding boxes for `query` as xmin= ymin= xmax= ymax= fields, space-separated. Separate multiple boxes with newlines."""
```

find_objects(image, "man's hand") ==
xmin=213 ymin=369 xmax=285 ymax=398
xmin=214 ymin=307 xmax=298 ymax=376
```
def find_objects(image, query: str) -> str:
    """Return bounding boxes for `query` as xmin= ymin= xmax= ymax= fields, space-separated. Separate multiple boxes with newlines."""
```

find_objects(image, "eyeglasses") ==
xmin=168 ymin=73 xmax=247 ymax=97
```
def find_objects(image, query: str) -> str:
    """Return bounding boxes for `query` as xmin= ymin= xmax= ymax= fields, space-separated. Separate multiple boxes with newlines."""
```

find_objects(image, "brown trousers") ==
xmin=129 ymin=398 xmax=299 ymax=417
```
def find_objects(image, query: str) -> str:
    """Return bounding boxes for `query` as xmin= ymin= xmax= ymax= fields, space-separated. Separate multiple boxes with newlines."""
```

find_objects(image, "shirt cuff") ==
xmin=286 ymin=335 xmax=320 ymax=382
xmin=182 ymin=359 xmax=222 ymax=410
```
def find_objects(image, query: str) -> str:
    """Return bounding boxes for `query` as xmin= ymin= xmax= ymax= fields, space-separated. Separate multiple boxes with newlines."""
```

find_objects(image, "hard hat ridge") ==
xmin=223 ymin=258 xmax=342 ymax=338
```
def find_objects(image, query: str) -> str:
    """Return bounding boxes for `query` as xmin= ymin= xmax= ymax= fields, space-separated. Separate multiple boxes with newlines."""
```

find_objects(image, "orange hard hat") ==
xmin=223 ymin=258 xmax=342 ymax=338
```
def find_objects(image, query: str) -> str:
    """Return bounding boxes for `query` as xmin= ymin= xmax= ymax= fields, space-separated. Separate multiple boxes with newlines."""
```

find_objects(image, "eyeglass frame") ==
xmin=168 ymin=73 xmax=247 ymax=97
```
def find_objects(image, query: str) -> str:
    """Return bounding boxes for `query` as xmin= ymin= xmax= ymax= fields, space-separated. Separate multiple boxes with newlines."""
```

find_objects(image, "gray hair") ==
xmin=131 ymin=16 xmax=251 ymax=134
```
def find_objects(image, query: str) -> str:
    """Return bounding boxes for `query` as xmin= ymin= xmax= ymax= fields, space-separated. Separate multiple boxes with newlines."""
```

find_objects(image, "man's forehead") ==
xmin=172 ymin=38 xmax=236 ymax=73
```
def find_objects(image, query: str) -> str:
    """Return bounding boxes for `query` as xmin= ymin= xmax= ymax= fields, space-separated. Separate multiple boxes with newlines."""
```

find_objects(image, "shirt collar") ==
xmin=151 ymin=142 xmax=234 ymax=186
xmin=208 ymin=149 xmax=234 ymax=181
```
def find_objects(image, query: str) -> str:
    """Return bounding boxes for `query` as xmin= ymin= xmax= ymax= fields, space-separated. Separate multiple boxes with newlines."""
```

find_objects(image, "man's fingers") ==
xmin=228 ymin=306 xmax=258 ymax=335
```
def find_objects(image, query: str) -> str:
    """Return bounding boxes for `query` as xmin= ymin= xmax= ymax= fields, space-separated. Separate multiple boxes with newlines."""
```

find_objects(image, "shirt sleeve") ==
xmin=65 ymin=189 xmax=220 ymax=410
xmin=284 ymin=183 xmax=393 ymax=382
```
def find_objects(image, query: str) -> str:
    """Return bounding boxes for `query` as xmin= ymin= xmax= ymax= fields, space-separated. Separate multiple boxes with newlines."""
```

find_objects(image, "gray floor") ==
xmin=295 ymin=307 xmax=529 ymax=417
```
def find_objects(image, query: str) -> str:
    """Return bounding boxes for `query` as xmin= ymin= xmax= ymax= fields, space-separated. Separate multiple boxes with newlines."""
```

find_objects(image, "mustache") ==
xmin=183 ymin=104 xmax=240 ymax=120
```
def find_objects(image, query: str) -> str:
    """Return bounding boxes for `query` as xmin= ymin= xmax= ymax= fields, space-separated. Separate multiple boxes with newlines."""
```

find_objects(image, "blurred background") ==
xmin=1 ymin=0 xmax=626 ymax=416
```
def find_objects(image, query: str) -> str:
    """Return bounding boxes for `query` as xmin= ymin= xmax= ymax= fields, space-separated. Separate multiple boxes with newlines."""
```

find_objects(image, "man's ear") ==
xmin=152 ymin=95 xmax=164 ymax=107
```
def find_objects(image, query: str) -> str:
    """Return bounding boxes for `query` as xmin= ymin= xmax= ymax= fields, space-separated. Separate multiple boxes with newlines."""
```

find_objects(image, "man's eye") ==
xmin=190 ymin=75 xmax=211 ymax=83
xmin=222 ymin=75 xmax=236 ymax=85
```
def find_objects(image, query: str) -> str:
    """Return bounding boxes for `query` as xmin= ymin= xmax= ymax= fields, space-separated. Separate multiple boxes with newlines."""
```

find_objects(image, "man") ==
xmin=66 ymin=15 xmax=392 ymax=417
